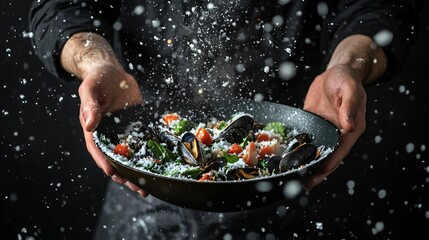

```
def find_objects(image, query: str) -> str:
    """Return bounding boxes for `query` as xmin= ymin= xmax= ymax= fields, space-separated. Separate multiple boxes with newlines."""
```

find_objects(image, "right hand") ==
xmin=61 ymin=33 xmax=147 ymax=197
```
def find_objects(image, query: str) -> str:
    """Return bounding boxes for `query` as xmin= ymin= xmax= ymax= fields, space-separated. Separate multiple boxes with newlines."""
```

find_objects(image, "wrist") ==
xmin=60 ymin=32 xmax=122 ymax=80
xmin=327 ymin=34 xmax=388 ymax=85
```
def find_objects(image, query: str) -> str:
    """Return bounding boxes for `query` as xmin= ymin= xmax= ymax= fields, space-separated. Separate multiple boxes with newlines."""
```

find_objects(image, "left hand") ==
xmin=302 ymin=34 xmax=388 ymax=190
xmin=303 ymin=64 xmax=367 ymax=190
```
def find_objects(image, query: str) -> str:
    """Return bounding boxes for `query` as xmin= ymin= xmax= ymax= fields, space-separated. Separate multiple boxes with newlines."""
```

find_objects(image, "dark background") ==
xmin=1 ymin=1 xmax=428 ymax=239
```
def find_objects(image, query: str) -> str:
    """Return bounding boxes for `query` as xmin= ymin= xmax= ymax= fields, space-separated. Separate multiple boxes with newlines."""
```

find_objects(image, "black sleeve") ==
xmin=28 ymin=0 xmax=121 ymax=81
xmin=322 ymin=0 xmax=419 ymax=80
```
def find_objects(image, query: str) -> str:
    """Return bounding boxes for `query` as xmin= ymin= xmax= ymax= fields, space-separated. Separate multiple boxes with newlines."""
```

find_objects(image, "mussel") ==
xmin=261 ymin=133 xmax=318 ymax=174
xmin=226 ymin=167 xmax=260 ymax=180
xmin=214 ymin=114 xmax=255 ymax=143
xmin=159 ymin=130 xmax=207 ymax=166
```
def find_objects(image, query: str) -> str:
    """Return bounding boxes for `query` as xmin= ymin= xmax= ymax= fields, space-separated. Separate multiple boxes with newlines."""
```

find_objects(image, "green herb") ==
xmin=172 ymin=119 xmax=195 ymax=135
xmin=181 ymin=167 xmax=204 ymax=179
xmin=263 ymin=122 xmax=287 ymax=138
xmin=147 ymin=140 xmax=178 ymax=162
xmin=223 ymin=151 xmax=239 ymax=163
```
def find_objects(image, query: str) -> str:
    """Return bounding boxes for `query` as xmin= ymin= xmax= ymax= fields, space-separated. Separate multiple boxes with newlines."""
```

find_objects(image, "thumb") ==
xmin=78 ymin=84 xmax=102 ymax=132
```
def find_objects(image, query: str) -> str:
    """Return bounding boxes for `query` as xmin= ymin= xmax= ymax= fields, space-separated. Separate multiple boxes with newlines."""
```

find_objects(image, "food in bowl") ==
xmin=93 ymin=111 xmax=333 ymax=182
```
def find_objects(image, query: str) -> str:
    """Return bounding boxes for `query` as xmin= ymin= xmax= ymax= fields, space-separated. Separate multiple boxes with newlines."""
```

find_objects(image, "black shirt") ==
xmin=29 ymin=0 xmax=419 ymax=105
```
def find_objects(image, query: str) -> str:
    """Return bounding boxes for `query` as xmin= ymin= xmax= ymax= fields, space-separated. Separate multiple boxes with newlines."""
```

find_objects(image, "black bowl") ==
xmin=93 ymin=98 xmax=340 ymax=212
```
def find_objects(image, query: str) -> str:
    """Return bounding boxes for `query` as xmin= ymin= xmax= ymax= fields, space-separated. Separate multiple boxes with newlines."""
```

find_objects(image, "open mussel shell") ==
xmin=158 ymin=130 xmax=206 ymax=166
xmin=280 ymin=143 xmax=318 ymax=172
xmin=215 ymin=114 xmax=255 ymax=143
xmin=181 ymin=132 xmax=207 ymax=166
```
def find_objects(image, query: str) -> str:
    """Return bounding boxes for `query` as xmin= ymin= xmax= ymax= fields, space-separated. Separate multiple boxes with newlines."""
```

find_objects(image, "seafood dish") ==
xmin=94 ymin=112 xmax=332 ymax=182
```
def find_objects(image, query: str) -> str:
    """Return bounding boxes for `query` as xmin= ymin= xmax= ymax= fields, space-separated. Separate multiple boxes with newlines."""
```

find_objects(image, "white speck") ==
xmin=114 ymin=117 xmax=120 ymax=124
xmin=221 ymin=81 xmax=229 ymax=87
xmin=93 ymin=19 xmax=101 ymax=27
xmin=374 ymin=135 xmax=382 ymax=144
xmin=152 ymin=19 xmax=161 ymax=28
xmin=254 ymin=93 xmax=264 ymax=102
xmin=317 ymin=2 xmax=329 ymax=17
xmin=296 ymin=11 xmax=302 ymax=16
xmin=315 ymin=222 xmax=323 ymax=230
xmin=279 ymin=0 xmax=292 ymax=6
xmin=373 ymin=30 xmax=393 ymax=47
xmin=405 ymin=143 xmax=415 ymax=153
xmin=235 ymin=63 xmax=245 ymax=73
xmin=133 ymin=5 xmax=144 ymax=15
xmin=71 ymin=94 xmax=77 ymax=98
xmin=263 ymin=23 xmax=273 ymax=33
xmin=113 ymin=21 xmax=122 ymax=31
xmin=283 ymin=180 xmax=301 ymax=199
xmin=59 ymin=96 xmax=64 ymax=102
xmin=223 ymin=233 xmax=233 ymax=240
xmin=272 ymin=15 xmax=284 ymax=27
xmin=207 ymin=3 xmax=214 ymax=9
xmin=399 ymin=85 xmax=406 ymax=93
xmin=378 ymin=189 xmax=387 ymax=199
xmin=255 ymin=181 xmax=273 ymax=192
xmin=264 ymin=66 xmax=270 ymax=73
xmin=128 ymin=63 xmax=134 ymax=70
xmin=278 ymin=61 xmax=296 ymax=80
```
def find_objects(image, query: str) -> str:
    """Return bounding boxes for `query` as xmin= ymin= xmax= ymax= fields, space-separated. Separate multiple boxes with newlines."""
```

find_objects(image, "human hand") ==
xmin=61 ymin=33 xmax=147 ymax=197
xmin=302 ymin=34 xmax=388 ymax=190
xmin=303 ymin=64 xmax=366 ymax=190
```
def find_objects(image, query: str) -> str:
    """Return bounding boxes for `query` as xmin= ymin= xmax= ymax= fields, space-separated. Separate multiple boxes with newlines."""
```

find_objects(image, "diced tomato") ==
xmin=228 ymin=143 xmax=243 ymax=155
xmin=163 ymin=113 xmax=180 ymax=126
xmin=259 ymin=145 xmax=274 ymax=158
xmin=243 ymin=141 xmax=258 ymax=167
xmin=114 ymin=143 xmax=129 ymax=158
xmin=258 ymin=141 xmax=281 ymax=159
xmin=195 ymin=128 xmax=213 ymax=145
xmin=198 ymin=172 xmax=213 ymax=181
xmin=256 ymin=133 xmax=270 ymax=142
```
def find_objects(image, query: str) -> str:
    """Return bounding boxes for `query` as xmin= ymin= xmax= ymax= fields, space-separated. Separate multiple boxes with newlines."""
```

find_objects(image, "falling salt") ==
xmin=378 ymin=189 xmax=387 ymax=199
xmin=315 ymin=222 xmax=323 ymax=230
xmin=93 ymin=19 xmax=101 ymax=27
xmin=279 ymin=0 xmax=292 ymax=5
xmin=235 ymin=63 xmax=245 ymax=73
xmin=374 ymin=135 xmax=382 ymax=144
xmin=283 ymin=180 xmax=301 ymax=199
xmin=152 ymin=19 xmax=161 ymax=28
xmin=272 ymin=15 xmax=284 ymax=27
xmin=221 ymin=81 xmax=229 ymax=87
xmin=317 ymin=2 xmax=329 ymax=17
xmin=207 ymin=3 xmax=215 ymax=9
xmin=255 ymin=181 xmax=273 ymax=192
xmin=254 ymin=93 xmax=264 ymax=102
xmin=113 ymin=21 xmax=122 ymax=31
xmin=373 ymin=30 xmax=393 ymax=47
xmin=133 ymin=5 xmax=144 ymax=15
xmin=58 ymin=96 xmax=63 ymax=102
xmin=399 ymin=85 xmax=406 ymax=93
xmin=405 ymin=142 xmax=415 ymax=153
xmin=264 ymin=66 xmax=270 ymax=73
xmin=223 ymin=233 xmax=233 ymax=240
xmin=278 ymin=61 xmax=296 ymax=80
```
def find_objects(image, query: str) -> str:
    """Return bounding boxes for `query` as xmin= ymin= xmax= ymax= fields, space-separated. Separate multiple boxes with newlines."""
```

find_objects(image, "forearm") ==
xmin=60 ymin=32 xmax=123 ymax=80
xmin=327 ymin=34 xmax=388 ymax=85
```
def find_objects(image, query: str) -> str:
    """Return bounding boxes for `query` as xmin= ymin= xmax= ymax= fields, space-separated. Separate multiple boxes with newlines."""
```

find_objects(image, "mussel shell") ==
xmin=196 ymin=157 xmax=227 ymax=179
xmin=260 ymin=156 xmax=282 ymax=174
xmin=280 ymin=143 xmax=318 ymax=172
xmin=216 ymin=114 xmax=255 ymax=143
xmin=158 ymin=131 xmax=206 ymax=166
xmin=226 ymin=167 xmax=260 ymax=180
xmin=283 ymin=133 xmax=312 ymax=153
xmin=181 ymin=132 xmax=207 ymax=166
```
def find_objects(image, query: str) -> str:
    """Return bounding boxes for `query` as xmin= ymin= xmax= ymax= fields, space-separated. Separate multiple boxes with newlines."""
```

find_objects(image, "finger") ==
xmin=124 ymin=181 xmax=149 ymax=198
xmin=81 ymin=129 xmax=116 ymax=176
xmin=78 ymin=83 xmax=102 ymax=132
xmin=111 ymin=174 xmax=127 ymax=184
